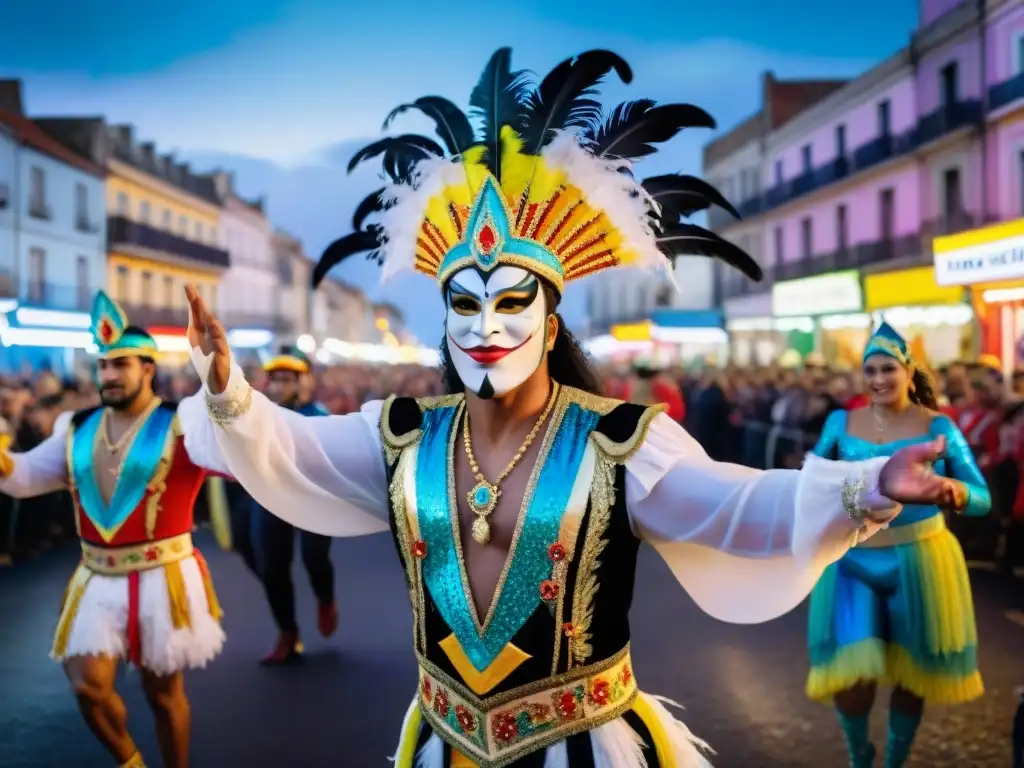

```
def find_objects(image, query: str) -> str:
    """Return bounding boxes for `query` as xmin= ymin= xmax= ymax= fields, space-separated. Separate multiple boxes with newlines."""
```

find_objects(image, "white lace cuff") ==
xmin=190 ymin=347 xmax=253 ymax=426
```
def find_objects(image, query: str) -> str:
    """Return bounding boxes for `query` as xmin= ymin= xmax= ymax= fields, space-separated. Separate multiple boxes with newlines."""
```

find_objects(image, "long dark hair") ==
xmin=909 ymin=365 xmax=940 ymax=411
xmin=439 ymin=281 xmax=601 ymax=396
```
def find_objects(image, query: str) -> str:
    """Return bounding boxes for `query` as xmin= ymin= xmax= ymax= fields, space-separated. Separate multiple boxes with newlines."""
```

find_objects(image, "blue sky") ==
xmin=1 ymin=0 xmax=919 ymax=340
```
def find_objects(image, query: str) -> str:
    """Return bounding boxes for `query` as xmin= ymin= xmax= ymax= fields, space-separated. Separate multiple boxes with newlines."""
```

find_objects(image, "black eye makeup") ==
xmin=449 ymin=293 xmax=481 ymax=315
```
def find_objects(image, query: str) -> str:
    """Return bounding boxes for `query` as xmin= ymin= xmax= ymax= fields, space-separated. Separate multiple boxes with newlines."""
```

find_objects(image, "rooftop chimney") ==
xmin=0 ymin=79 xmax=24 ymax=115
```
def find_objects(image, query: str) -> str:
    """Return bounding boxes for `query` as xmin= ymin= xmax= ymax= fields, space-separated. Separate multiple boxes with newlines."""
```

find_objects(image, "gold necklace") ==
xmin=462 ymin=383 xmax=560 ymax=545
xmin=100 ymin=397 xmax=161 ymax=455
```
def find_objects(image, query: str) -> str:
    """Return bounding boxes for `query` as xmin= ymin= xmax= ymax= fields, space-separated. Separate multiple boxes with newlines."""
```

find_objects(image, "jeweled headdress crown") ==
xmin=313 ymin=48 xmax=762 ymax=293
xmin=89 ymin=290 xmax=159 ymax=360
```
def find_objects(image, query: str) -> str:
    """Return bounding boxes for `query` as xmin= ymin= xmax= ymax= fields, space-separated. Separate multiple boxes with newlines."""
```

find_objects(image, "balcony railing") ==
xmin=990 ymin=71 xmax=1024 ymax=112
xmin=119 ymin=303 xmax=192 ymax=328
xmin=915 ymin=100 xmax=982 ymax=147
xmin=107 ymin=215 xmax=230 ymax=268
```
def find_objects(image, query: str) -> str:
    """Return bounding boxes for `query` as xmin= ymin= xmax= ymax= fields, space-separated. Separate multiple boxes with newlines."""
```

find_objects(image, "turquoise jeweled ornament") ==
xmin=467 ymin=479 xmax=500 ymax=544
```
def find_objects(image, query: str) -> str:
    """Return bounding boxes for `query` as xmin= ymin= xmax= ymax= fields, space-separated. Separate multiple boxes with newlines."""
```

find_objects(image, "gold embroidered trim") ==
xmin=568 ymin=450 xmax=616 ymax=667
xmin=144 ymin=414 xmax=180 ymax=540
xmin=590 ymin=403 xmax=666 ymax=464
xmin=392 ymin=444 xmax=427 ymax=654
xmin=81 ymin=532 xmax=193 ymax=575
xmin=417 ymin=646 xmax=635 ymax=768
xmin=205 ymin=386 xmax=253 ymax=426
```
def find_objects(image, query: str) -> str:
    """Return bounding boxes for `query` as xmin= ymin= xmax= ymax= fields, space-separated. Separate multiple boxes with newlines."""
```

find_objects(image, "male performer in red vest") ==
xmin=0 ymin=291 xmax=228 ymax=768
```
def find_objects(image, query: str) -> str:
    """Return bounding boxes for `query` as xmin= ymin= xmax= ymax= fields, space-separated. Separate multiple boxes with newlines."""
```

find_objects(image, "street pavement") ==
xmin=1 ymin=531 xmax=1020 ymax=767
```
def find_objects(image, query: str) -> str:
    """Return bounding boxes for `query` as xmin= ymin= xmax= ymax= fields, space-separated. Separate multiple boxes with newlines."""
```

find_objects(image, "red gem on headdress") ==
xmin=478 ymin=224 xmax=496 ymax=254
xmin=99 ymin=319 xmax=114 ymax=343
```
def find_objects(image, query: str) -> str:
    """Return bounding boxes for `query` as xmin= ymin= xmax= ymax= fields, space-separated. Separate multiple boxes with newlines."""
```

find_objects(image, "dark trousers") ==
xmin=226 ymin=482 xmax=259 ymax=576
xmin=257 ymin=507 xmax=334 ymax=634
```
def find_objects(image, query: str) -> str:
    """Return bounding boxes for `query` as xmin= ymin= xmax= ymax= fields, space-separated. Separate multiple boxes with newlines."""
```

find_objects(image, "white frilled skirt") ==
xmin=397 ymin=692 xmax=715 ymax=768
xmin=52 ymin=553 xmax=225 ymax=676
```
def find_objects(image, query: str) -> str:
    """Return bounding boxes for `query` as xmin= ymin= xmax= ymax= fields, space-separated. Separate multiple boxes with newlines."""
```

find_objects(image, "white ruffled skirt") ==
xmin=397 ymin=692 xmax=715 ymax=767
xmin=52 ymin=554 xmax=225 ymax=676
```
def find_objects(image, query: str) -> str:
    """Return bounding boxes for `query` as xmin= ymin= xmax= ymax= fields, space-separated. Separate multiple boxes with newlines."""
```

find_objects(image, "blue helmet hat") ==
xmin=89 ymin=291 xmax=159 ymax=360
xmin=862 ymin=321 xmax=911 ymax=367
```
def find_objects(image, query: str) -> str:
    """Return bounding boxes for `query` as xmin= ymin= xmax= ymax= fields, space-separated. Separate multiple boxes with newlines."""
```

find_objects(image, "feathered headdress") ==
xmin=313 ymin=48 xmax=761 ymax=294
xmin=863 ymin=322 xmax=912 ymax=367
xmin=89 ymin=291 xmax=159 ymax=359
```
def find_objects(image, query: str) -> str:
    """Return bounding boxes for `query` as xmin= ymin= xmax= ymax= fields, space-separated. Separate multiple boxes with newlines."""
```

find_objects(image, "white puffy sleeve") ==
xmin=0 ymin=411 xmax=72 ymax=498
xmin=176 ymin=348 xmax=390 ymax=538
xmin=626 ymin=413 xmax=898 ymax=624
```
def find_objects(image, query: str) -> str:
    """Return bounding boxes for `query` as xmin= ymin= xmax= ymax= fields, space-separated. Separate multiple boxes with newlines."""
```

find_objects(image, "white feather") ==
xmin=378 ymin=157 xmax=468 ymax=283
xmin=414 ymin=734 xmax=444 ymax=768
xmin=642 ymin=694 xmax=716 ymax=767
xmin=541 ymin=130 xmax=670 ymax=277
xmin=591 ymin=716 xmax=649 ymax=768
xmin=544 ymin=739 xmax=569 ymax=768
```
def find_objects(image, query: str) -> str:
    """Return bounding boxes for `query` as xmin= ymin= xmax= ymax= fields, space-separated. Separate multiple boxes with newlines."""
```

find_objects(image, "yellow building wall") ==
xmin=105 ymin=159 xmax=224 ymax=317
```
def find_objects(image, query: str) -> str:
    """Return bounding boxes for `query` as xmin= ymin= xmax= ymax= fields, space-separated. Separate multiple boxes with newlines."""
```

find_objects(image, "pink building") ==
xmin=708 ymin=0 xmax=1024 ymax=368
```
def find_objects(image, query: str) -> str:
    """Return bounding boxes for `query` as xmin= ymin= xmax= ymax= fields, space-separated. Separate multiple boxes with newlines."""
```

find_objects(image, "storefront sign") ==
xmin=610 ymin=321 xmax=651 ymax=342
xmin=933 ymin=218 xmax=1024 ymax=286
xmin=864 ymin=266 xmax=964 ymax=310
xmin=771 ymin=271 xmax=862 ymax=317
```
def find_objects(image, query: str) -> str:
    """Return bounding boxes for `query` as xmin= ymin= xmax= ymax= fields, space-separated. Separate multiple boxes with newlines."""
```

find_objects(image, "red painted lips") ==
xmin=450 ymin=333 xmax=534 ymax=365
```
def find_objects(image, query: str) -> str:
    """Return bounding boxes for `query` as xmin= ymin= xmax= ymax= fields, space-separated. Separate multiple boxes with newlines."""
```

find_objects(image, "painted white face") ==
xmin=445 ymin=266 xmax=548 ymax=398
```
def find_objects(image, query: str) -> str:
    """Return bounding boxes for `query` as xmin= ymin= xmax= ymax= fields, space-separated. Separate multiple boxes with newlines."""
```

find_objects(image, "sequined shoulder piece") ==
xmin=590 ymin=399 xmax=667 ymax=464
xmin=379 ymin=393 xmax=464 ymax=462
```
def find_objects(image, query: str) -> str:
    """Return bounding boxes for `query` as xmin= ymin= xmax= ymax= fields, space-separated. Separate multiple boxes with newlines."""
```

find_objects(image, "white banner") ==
xmin=771 ymin=271 xmax=862 ymax=317
xmin=933 ymin=234 xmax=1024 ymax=286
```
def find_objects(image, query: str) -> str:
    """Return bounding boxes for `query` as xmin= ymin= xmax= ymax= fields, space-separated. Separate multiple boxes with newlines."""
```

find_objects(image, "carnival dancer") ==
xmin=177 ymin=48 xmax=958 ymax=767
xmin=807 ymin=322 xmax=989 ymax=768
xmin=0 ymin=292 xmax=228 ymax=768
xmin=252 ymin=347 xmax=338 ymax=664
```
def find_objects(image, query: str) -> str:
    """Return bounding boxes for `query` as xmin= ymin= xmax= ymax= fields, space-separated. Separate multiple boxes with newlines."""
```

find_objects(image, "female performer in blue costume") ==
xmin=807 ymin=322 xmax=990 ymax=768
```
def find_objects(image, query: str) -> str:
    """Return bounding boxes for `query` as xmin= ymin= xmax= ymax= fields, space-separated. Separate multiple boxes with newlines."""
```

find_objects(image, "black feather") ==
xmin=584 ymin=101 xmax=716 ymax=160
xmin=520 ymin=50 xmax=633 ymax=154
xmin=382 ymin=96 xmax=475 ymax=156
xmin=347 ymin=134 xmax=445 ymax=179
xmin=468 ymin=47 xmax=532 ymax=179
xmin=656 ymin=223 xmax=762 ymax=281
xmin=643 ymin=174 xmax=740 ymax=222
xmin=352 ymin=188 xmax=387 ymax=231
xmin=312 ymin=227 xmax=382 ymax=289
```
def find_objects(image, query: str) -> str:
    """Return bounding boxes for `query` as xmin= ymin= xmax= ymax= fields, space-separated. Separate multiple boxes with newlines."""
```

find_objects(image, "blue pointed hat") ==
xmin=89 ymin=290 xmax=159 ymax=359
xmin=863 ymin=321 xmax=911 ymax=366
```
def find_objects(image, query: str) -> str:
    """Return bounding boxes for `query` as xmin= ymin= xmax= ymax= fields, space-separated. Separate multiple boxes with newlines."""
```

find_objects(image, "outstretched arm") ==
xmin=625 ymin=413 xmax=900 ymax=625
xmin=178 ymin=349 xmax=389 ymax=537
xmin=178 ymin=283 xmax=390 ymax=538
xmin=0 ymin=412 xmax=71 ymax=498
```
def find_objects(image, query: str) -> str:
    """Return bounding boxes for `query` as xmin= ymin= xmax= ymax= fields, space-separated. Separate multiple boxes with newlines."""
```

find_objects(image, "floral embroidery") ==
xmin=412 ymin=539 xmax=428 ymax=559
xmin=548 ymin=542 xmax=566 ymax=562
xmin=562 ymin=622 xmax=576 ymax=637
xmin=539 ymin=579 xmax=559 ymax=601
xmin=455 ymin=704 xmax=476 ymax=734
xmin=493 ymin=713 xmax=519 ymax=743
xmin=421 ymin=677 xmax=432 ymax=702
xmin=144 ymin=547 xmax=161 ymax=562
xmin=589 ymin=679 xmax=611 ymax=706
xmin=433 ymin=688 xmax=450 ymax=717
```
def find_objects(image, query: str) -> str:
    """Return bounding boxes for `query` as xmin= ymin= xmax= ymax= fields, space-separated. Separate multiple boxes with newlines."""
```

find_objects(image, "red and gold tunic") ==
xmin=55 ymin=402 xmax=222 ymax=665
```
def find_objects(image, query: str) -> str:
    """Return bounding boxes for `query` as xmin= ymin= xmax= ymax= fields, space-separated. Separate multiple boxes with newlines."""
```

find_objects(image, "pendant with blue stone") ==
xmin=467 ymin=480 xmax=500 ymax=544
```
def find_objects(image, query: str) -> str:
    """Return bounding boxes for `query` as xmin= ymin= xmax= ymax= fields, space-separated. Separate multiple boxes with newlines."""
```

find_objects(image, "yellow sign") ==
xmin=864 ymin=266 xmax=964 ymax=311
xmin=610 ymin=321 xmax=651 ymax=342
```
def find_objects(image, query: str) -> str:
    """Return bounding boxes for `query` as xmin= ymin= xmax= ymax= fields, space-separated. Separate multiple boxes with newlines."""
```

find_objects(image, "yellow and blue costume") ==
xmin=806 ymin=323 xmax=989 ymax=767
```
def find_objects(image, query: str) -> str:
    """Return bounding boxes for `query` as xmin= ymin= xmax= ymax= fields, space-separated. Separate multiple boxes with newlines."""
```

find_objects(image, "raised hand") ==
xmin=878 ymin=435 xmax=949 ymax=507
xmin=185 ymin=284 xmax=231 ymax=395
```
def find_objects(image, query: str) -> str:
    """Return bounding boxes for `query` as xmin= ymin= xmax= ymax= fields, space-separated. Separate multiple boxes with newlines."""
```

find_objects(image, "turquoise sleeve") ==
xmin=812 ymin=409 xmax=846 ymax=459
xmin=936 ymin=416 xmax=991 ymax=518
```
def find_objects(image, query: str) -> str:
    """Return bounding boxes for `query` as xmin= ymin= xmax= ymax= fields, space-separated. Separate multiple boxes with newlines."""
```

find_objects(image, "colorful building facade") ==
xmin=708 ymin=0 xmax=1024 ymax=370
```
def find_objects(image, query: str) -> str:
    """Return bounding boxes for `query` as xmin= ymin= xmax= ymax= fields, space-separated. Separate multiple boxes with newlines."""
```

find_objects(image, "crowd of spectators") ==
xmin=1 ymin=355 xmax=1022 ymax=575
